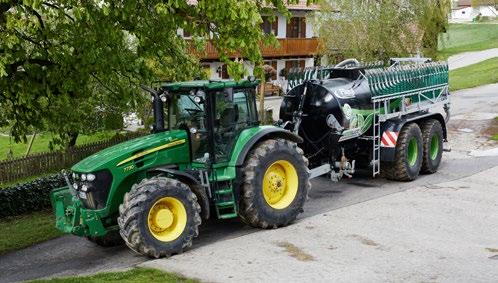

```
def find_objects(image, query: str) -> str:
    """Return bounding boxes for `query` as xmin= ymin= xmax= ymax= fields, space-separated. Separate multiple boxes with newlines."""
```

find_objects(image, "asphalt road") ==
xmin=0 ymin=84 xmax=497 ymax=283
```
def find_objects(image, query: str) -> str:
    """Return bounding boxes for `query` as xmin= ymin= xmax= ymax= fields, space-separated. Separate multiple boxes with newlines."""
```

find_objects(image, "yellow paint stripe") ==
xmin=117 ymin=139 xmax=186 ymax=167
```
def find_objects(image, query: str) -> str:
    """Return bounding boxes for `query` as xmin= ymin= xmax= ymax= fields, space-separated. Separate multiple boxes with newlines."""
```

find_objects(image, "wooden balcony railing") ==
xmin=195 ymin=38 xmax=319 ymax=60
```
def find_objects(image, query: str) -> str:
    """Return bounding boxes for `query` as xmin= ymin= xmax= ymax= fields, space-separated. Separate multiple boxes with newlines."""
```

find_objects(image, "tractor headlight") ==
xmin=75 ymin=170 xmax=113 ymax=210
xmin=86 ymin=174 xmax=96 ymax=182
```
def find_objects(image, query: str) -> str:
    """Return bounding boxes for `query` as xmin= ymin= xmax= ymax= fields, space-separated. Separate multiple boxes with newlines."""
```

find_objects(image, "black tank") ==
xmin=280 ymin=69 xmax=372 ymax=142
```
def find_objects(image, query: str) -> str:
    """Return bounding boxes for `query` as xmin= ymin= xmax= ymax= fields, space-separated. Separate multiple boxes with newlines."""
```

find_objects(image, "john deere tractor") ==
xmin=51 ymin=79 xmax=310 ymax=258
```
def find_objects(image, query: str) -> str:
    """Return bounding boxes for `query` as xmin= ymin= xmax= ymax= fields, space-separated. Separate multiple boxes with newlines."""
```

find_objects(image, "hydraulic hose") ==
xmin=335 ymin=58 xmax=360 ymax=68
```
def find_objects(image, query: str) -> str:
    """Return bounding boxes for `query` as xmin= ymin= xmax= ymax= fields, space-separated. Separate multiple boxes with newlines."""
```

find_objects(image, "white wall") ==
xmin=277 ymin=14 xmax=287 ymax=38
xmin=304 ymin=58 xmax=314 ymax=68
xmin=451 ymin=6 xmax=497 ymax=20
xmin=451 ymin=7 xmax=473 ymax=20
xmin=477 ymin=6 xmax=498 ymax=17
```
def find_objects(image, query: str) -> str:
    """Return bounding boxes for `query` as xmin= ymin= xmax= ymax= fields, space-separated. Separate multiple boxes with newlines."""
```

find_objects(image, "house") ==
xmin=181 ymin=1 xmax=320 ymax=86
xmin=451 ymin=0 xmax=497 ymax=21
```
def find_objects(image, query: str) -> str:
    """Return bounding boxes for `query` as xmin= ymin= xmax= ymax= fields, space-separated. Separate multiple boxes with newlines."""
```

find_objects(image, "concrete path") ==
xmin=448 ymin=48 xmax=498 ymax=70
xmin=143 ymin=166 xmax=498 ymax=283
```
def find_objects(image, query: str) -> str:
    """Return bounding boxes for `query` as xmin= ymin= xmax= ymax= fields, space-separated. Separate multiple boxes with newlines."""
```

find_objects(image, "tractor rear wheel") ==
xmin=117 ymin=177 xmax=201 ymax=258
xmin=420 ymin=119 xmax=443 ymax=174
xmin=239 ymin=139 xmax=310 ymax=229
xmin=86 ymin=230 xmax=123 ymax=247
xmin=384 ymin=123 xmax=423 ymax=181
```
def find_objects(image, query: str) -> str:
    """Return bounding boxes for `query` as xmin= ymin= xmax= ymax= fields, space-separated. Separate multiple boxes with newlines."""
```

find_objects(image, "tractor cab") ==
xmin=155 ymin=80 xmax=260 ymax=165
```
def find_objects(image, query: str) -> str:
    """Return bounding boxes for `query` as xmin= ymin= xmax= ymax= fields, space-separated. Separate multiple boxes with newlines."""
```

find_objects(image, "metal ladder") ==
xmin=372 ymin=99 xmax=382 ymax=177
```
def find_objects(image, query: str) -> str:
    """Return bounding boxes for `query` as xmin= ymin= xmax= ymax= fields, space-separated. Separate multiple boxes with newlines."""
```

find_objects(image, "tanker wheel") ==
xmin=384 ymin=123 xmax=423 ymax=181
xmin=239 ymin=139 xmax=310 ymax=229
xmin=117 ymin=177 xmax=201 ymax=258
xmin=86 ymin=230 xmax=124 ymax=247
xmin=420 ymin=119 xmax=443 ymax=174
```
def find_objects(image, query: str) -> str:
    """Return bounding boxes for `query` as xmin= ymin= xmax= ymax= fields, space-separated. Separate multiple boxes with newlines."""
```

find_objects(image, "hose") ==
xmin=335 ymin=58 xmax=360 ymax=68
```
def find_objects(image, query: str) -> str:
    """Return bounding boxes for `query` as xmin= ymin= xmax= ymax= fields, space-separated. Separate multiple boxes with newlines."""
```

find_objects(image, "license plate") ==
xmin=79 ymin=191 xmax=87 ymax=199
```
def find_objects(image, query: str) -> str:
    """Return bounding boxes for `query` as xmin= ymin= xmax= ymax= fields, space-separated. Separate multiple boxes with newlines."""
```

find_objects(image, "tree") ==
xmin=316 ymin=0 xmax=451 ymax=63
xmin=0 ymin=0 xmax=301 ymax=148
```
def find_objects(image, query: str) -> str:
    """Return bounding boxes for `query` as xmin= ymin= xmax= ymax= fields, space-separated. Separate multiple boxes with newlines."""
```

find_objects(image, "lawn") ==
xmin=449 ymin=57 xmax=498 ymax=91
xmin=0 ymin=210 xmax=62 ymax=255
xmin=0 ymin=130 xmax=119 ymax=161
xmin=438 ymin=23 xmax=498 ymax=59
xmin=29 ymin=268 xmax=197 ymax=283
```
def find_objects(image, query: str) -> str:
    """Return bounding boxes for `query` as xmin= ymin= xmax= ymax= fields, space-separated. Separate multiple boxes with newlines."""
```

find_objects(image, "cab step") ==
xmin=214 ymin=187 xmax=238 ymax=219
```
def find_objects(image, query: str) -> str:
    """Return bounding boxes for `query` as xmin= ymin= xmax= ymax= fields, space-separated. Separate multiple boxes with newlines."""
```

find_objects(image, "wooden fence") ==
xmin=0 ymin=132 xmax=145 ymax=185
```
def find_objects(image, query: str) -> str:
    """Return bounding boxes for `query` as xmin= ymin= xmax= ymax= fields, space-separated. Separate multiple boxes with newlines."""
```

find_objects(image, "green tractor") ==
xmin=51 ymin=79 xmax=310 ymax=258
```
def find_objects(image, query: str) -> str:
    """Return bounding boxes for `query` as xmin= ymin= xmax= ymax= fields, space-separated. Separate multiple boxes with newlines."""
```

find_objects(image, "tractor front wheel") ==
xmin=239 ymin=139 xmax=310 ymax=229
xmin=117 ymin=177 xmax=201 ymax=258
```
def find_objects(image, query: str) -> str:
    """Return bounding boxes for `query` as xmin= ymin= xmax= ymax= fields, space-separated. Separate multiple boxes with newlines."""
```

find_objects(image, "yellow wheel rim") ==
xmin=262 ymin=160 xmax=299 ymax=209
xmin=147 ymin=197 xmax=187 ymax=242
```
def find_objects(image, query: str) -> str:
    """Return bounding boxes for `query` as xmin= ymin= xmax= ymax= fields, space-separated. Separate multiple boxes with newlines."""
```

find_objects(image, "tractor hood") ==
xmin=72 ymin=130 xmax=188 ymax=172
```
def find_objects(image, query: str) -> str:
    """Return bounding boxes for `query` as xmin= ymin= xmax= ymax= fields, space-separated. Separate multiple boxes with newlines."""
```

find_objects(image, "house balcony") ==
xmin=195 ymin=38 xmax=319 ymax=60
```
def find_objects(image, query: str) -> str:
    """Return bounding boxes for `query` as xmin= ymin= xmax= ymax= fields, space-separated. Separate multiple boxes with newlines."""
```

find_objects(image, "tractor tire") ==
xmin=384 ymin=123 xmax=423 ymax=181
xmin=420 ymin=119 xmax=444 ymax=174
xmin=117 ymin=177 xmax=201 ymax=258
xmin=86 ymin=230 xmax=124 ymax=247
xmin=239 ymin=139 xmax=310 ymax=229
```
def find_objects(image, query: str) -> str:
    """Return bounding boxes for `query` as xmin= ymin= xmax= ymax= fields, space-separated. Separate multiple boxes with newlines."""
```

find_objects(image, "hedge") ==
xmin=0 ymin=174 xmax=66 ymax=218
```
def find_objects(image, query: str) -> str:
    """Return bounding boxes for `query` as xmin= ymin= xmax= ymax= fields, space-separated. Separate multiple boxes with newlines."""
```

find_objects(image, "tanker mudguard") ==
xmin=380 ymin=113 xmax=447 ymax=162
xmin=235 ymin=127 xmax=303 ymax=166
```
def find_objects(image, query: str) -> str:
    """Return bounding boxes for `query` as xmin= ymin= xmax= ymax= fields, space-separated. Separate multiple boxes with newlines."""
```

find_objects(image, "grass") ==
xmin=449 ymin=57 xmax=498 ymax=91
xmin=29 ymin=268 xmax=197 ymax=283
xmin=0 ymin=210 xmax=62 ymax=255
xmin=0 ymin=131 xmax=118 ymax=161
xmin=438 ymin=23 xmax=498 ymax=59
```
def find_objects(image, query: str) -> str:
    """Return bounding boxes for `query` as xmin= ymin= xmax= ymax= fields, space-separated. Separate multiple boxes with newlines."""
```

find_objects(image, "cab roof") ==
xmin=161 ymin=79 xmax=260 ymax=92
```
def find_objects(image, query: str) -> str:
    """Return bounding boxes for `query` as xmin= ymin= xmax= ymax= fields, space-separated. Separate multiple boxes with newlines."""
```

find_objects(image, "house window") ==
xmin=218 ymin=64 xmax=229 ymax=79
xmin=261 ymin=16 xmax=278 ymax=35
xmin=285 ymin=60 xmax=305 ymax=71
xmin=287 ymin=17 xmax=306 ymax=38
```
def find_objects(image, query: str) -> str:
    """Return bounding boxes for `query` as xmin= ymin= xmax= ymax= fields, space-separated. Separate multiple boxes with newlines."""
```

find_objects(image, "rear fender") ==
xmin=233 ymin=127 xmax=303 ymax=167
xmin=380 ymin=113 xmax=447 ymax=162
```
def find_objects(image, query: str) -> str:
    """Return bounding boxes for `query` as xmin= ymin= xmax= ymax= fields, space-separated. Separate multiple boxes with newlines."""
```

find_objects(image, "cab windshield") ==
xmin=166 ymin=88 xmax=258 ymax=163
xmin=167 ymin=92 xmax=205 ymax=131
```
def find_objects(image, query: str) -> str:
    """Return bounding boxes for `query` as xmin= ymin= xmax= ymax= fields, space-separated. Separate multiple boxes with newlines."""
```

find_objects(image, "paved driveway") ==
xmin=448 ymin=48 xmax=498 ymax=70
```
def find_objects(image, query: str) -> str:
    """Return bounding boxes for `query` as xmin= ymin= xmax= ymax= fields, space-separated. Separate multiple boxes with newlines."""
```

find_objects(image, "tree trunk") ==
xmin=67 ymin=132 xmax=79 ymax=149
